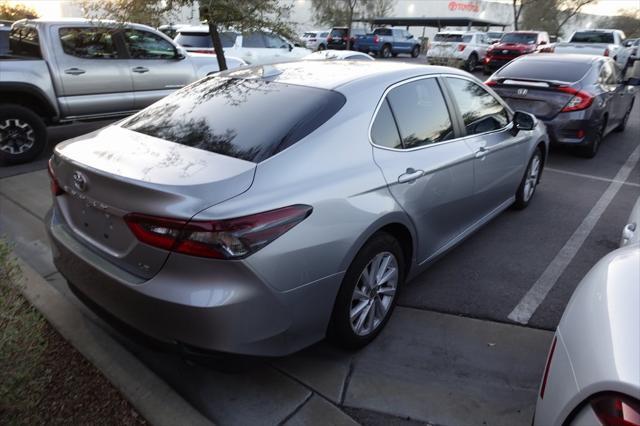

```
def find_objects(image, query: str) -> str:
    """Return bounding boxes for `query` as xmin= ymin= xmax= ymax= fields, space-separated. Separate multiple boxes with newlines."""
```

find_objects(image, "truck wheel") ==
xmin=465 ymin=53 xmax=478 ymax=72
xmin=0 ymin=105 xmax=47 ymax=165
xmin=380 ymin=44 xmax=392 ymax=58
xmin=411 ymin=45 xmax=420 ymax=58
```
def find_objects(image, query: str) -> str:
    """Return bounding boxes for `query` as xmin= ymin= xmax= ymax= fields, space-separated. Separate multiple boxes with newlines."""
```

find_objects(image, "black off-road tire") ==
xmin=0 ymin=104 xmax=47 ymax=165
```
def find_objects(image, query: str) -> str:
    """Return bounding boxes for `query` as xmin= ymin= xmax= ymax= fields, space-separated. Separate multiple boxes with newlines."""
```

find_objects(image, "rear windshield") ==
xmin=174 ymin=31 xmax=236 ymax=48
xmin=374 ymin=28 xmax=392 ymax=36
xmin=330 ymin=28 xmax=347 ymax=37
xmin=501 ymin=33 xmax=537 ymax=44
xmin=121 ymin=78 xmax=346 ymax=163
xmin=496 ymin=59 xmax=592 ymax=83
xmin=7 ymin=26 xmax=42 ymax=58
xmin=487 ymin=32 xmax=503 ymax=39
xmin=303 ymin=32 xmax=317 ymax=38
xmin=570 ymin=31 xmax=614 ymax=44
xmin=434 ymin=34 xmax=471 ymax=43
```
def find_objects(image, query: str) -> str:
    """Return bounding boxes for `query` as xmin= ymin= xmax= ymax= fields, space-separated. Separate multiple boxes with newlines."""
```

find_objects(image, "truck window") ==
xmin=570 ymin=32 xmax=614 ymax=44
xmin=8 ymin=26 xmax=42 ymax=58
xmin=374 ymin=28 xmax=392 ymax=36
xmin=59 ymin=28 xmax=119 ymax=59
xmin=124 ymin=30 xmax=176 ymax=59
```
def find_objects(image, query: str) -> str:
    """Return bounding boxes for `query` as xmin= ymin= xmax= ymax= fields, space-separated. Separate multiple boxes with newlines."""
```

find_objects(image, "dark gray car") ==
xmin=486 ymin=54 xmax=637 ymax=158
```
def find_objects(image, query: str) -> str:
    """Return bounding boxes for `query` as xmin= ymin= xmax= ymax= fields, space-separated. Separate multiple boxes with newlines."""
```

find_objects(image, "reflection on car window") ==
xmin=371 ymin=99 xmax=402 ymax=149
xmin=445 ymin=77 xmax=509 ymax=136
xmin=386 ymin=78 xmax=454 ymax=149
xmin=264 ymin=33 xmax=287 ymax=49
xmin=124 ymin=30 xmax=175 ymax=59
xmin=59 ymin=27 xmax=119 ymax=59
xmin=9 ymin=26 xmax=42 ymax=58
xmin=122 ymin=78 xmax=346 ymax=162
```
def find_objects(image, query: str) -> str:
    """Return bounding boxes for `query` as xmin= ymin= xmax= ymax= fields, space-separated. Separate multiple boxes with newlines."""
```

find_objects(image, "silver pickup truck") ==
xmin=0 ymin=18 xmax=246 ymax=164
xmin=553 ymin=29 xmax=626 ymax=65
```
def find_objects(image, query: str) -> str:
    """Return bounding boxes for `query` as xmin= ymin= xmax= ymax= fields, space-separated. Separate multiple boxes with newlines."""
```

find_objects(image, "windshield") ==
xmin=570 ymin=31 xmax=614 ymax=43
xmin=122 ymin=78 xmax=346 ymax=163
xmin=174 ymin=31 xmax=236 ymax=48
xmin=434 ymin=33 xmax=467 ymax=42
xmin=496 ymin=59 xmax=591 ymax=83
xmin=501 ymin=33 xmax=537 ymax=44
xmin=487 ymin=32 xmax=503 ymax=39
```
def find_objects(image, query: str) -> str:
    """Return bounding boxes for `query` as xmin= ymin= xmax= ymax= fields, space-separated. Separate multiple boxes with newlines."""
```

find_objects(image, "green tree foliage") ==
xmin=0 ymin=2 xmax=38 ymax=21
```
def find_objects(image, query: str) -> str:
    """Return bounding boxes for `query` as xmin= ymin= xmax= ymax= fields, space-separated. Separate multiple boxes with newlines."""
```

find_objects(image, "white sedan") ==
xmin=303 ymin=50 xmax=374 ymax=61
xmin=534 ymin=197 xmax=640 ymax=425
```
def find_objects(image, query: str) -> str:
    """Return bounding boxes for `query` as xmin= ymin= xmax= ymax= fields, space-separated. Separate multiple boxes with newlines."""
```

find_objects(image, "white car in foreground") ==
xmin=174 ymin=26 xmax=311 ymax=65
xmin=426 ymin=31 xmax=490 ymax=71
xmin=534 ymin=197 xmax=640 ymax=426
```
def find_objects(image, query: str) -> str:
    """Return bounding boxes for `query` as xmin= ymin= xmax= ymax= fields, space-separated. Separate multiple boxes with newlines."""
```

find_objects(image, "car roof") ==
xmin=13 ymin=18 xmax=157 ymax=32
xmin=218 ymin=60 xmax=467 ymax=90
xmin=515 ymin=53 xmax=603 ymax=64
xmin=504 ymin=30 xmax=544 ymax=34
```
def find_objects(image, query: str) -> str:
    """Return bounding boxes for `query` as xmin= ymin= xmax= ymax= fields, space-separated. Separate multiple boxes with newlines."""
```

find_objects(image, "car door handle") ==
xmin=475 ymin=146 xmax=489 ymax=158
xmin=398 ymin=168 xmax=425 ymax=184
xmin=132 ymin=66 xmax=149 ymax=73
xmin=64 ymin=68 xmax=85 ymax=75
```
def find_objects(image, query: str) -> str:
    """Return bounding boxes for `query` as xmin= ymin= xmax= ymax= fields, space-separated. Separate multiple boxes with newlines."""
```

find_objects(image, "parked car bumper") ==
xmin=426 ymin=56 xmax=465 ymax=67
xmin=541 ymin=111 xmax=601 ymax=146
xmin=46 ymin=206 xmax=342 ymax=357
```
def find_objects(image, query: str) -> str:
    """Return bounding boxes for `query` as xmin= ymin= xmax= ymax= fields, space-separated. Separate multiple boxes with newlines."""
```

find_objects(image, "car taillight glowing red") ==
xmin=484 ymin=80 xmax=497 ymax=87
xmin=604 ymin=48 xmax=610 ymax=57
xmin=590 ymin=393 xmax=640 ymax=426
xmin=457 ymin=44 xmax=466 ymax=51
xmin=47 ymin=159 xmax=64 ymax=196
xmin=124 ymin=205 xmax=312 ymax=259
xmin=558 ymin=86 xmax=594 ymax=112
xmin=540 ymin=335 xmax=557 ymax=399
xmin=373 ymin=35 xmax=379 ymax=43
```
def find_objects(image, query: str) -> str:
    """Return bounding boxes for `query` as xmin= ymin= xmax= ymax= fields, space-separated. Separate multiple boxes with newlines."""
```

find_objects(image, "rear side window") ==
xmin=496 ymin=59 xmax=591 ymax=83
xmin=122 ymin=78 xmax=346 ymax=162
xmin=8 ymin=26 xmax=42 ymax=58
xmin=445 ymin=77 xmax=509 ymax=135
xmin=175 ymin=32 xmax=236 ymax=48
xmin=371 ymin=100 xmax=401 ymax=149
xmin=374 ymin=28 xmax=392 ymax=36
xmin=570 ymin=32 xmax=614 ymax=44
xmin=0 ymin=29 xmax=9 ymax=55
xmin=385 ymin=78 xmax=454 ymax=149
xmin=59 ymin=27 xmax=119 ymax=59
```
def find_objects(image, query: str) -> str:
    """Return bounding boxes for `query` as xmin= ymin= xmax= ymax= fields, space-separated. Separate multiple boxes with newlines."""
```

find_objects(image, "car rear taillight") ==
xmin=457 ymin=44 xmax=466 ymax=51
xmin=558 ymin=87 xmax=594 ymax=112
xmin=484 ymin=80 xmax=497 ymax=87
xmin=47 ymin=159 xmax=64 ymax=197
xmin=327 ymin=36 xmax=333 ymax=42
xmin=590 ymin=394 xmax=640 ymax=426
xmin=125 ymin=205 xmax=312 ymax=259
xmin=604 ymin=48 xmax=610 ymax=57
xmin=539 ymin=336 xmax=557 ymax=399
xmin=373 ymin=35 xmax=379 ymax=43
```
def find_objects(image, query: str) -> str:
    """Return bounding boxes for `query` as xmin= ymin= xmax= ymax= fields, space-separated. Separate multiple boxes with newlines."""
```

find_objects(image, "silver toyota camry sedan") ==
xmin=46 ymin=61 xmax=548 ymax=356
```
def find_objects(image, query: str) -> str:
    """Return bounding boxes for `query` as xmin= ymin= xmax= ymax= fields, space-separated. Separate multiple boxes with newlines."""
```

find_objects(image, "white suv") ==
xmin=174 ymin=26 xmax=311 ymax=65
xmin=427 ymin=31 xmax=490 ymax=71
xmin=301 ymin=30 xmax=330 ymax=51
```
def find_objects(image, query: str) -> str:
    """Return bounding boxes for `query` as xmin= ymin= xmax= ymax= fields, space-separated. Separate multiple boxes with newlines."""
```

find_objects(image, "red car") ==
xmin=484 ymin=31 xmax=550 ymax=74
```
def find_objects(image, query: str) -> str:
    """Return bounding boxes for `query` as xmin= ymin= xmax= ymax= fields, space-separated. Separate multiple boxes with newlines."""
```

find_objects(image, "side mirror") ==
xmin=175 ymin=48 xmax=186 ymax=60
xmin=539 ymin=40 xmax=547 ymax=45
xmin=511 ymin=111 xmax=535 ymax=135
xmin=288 ymin=43 xmax=293 ymax=51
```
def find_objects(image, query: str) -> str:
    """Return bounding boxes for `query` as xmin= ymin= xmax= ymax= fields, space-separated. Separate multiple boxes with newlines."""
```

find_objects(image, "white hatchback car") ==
xmin=427 ymin=31 xmax=490 ymax=71
xmin=174 ymin=26 xmax=311 ymax=65
xmin=533 ymin=197 xmax=640 ymax=426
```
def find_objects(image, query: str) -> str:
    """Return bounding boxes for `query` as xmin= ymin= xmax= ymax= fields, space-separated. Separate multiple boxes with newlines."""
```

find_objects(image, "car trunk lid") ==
xmin=489 ymin=79 xmax=581 ymax=120
xmin=51 ymin=125 xmax=256 ymax=279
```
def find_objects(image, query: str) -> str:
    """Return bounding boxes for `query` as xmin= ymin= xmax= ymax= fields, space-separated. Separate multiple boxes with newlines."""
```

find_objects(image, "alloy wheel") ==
xmin=0 ymin=118 xmax=36 ymax=155
xmin=349 ymin=251 xmax=398 ymax=336
xmin=523 ymin=153 xmax=541 ymax=202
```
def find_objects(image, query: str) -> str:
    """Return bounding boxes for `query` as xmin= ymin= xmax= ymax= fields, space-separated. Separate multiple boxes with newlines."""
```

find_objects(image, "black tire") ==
xmin=328 ymin=232 xmax=405 ymax=350
xmin=411 ymin=45 xmax=420 ymax=58
xmin=465 ymin=53 xmax=478 ymax=72
xmin=317 ymin=44 xmax=326 ymax=51
xmin=614 ymin=101 xmax=633 ymax=132
xmin=0 ymin=104 xmax=47 ymax=165
xmin=579 ymin=119 xmax=606 ymax=159
xmin=380 ymin=44 xmax=392 ymax=58
xmin=514 ymin=148 xmax=543 ymax=210
xmin=392 ymin=52 xmax=398 ymax=57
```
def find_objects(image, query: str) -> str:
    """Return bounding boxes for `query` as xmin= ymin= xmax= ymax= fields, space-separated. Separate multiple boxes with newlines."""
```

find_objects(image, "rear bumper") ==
xmin=46 ymin=207 xmax=342 ymax=356
xmin=426 ymin=56 xmax=465 ymax=67
xmin=541 ymin=112 xmax=601 ymax=146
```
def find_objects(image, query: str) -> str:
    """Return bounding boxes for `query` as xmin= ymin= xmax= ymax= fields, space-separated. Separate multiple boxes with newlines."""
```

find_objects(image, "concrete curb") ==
xmin=15 ymin=256 xmax=214 ymax=426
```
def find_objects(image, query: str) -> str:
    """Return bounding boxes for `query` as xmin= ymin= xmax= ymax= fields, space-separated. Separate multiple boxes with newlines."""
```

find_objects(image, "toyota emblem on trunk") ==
xmin=517 ymin=88 xmax=528 ymax=96
xmin=72 ymin=171 xmax=88 ymax=192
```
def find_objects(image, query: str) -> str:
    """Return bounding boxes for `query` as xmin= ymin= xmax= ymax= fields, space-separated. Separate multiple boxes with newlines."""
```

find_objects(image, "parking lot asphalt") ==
xmin=1 ymin=57 xmax=639 ymax=425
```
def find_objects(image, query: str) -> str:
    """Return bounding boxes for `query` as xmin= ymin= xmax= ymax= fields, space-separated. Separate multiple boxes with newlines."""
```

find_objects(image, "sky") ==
xmin=7 ymin=0 xmax=640 ymax=19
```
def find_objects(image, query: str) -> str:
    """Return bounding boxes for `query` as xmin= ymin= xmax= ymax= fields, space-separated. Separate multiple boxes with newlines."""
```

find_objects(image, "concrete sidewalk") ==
xmin=0 ymin=169 xmax=553 ymax=425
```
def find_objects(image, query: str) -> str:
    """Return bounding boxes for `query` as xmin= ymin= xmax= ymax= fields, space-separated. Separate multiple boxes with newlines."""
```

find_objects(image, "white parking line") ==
xmin=508 ymin=143 xmax=640 ymax=324
xmin=545 ymin=167 xmax=640 ymax=188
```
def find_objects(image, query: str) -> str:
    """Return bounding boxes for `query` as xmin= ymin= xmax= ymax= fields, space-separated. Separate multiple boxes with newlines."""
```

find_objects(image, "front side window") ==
xmin=445 ymin=77 xmax=509 ymax=136
xmin=124 ymin=30 xmax=176 ymax=59
xmin=8 ymin=26 xmax=42 ymax=58
xmin=59 ymin=27 xmax=119 ymax=59
xmin=385 ymin=78 xmax=454 ymax=149
xmin=264 ymin=33 xmax=288 ymax=49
